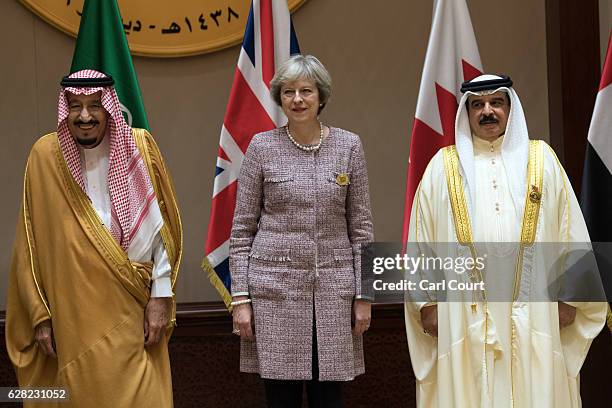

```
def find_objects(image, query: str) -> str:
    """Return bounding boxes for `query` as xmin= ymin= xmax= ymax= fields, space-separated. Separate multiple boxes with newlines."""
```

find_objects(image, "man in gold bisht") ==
xmin=404 ymin=74 xmax=607 ymax=407
xmin=6 ymin=69 xmax=182 ymax=407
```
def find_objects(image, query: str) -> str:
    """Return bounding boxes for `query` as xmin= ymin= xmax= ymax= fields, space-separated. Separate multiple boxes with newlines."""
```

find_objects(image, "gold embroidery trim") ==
xmin=442 ymin=145 xmax=491 ymax=397
xmin=442 ymin=146 xmax=482 ymax=306
xmin=55 ymin=135 xmax=128 ymax=268
xmin=443 ymin=141 xmax=544 ymax=301
xmin=132 ymin=129 xmax=174 ymax=261
xmin=22 ymin=156 xmax=51 ymax=317
xmin=513 ymin=140 xmax=544 ymax=300
xmin=519 ymin=140 xmax=544 ymax=245
xmin=132 ymin=128 xmax=182 ymax=290
xmin=443 ymin=146 xmax=474 ymax=245
xmin=444 ymin=140 xmax=545 ymax=407
xmin=414 ymin=183 xmax=422 ymax=243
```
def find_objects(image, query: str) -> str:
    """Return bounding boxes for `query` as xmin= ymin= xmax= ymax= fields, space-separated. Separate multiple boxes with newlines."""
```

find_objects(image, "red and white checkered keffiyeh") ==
xmin=57 ymin=69 xmax=163 ymax=256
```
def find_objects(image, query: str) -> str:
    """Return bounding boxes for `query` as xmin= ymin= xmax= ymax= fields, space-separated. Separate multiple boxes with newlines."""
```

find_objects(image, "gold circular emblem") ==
xmin=20 ymin=0 xmax=306 ymax=58
xmin=529 ymin=188 xmax=542 ymax=203
xmin=335 ymin=173 xmax=350 ymax=186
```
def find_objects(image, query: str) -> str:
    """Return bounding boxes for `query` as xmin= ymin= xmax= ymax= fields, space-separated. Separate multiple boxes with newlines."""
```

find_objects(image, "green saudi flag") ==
xmin=70 ymin=0 xmax=149 ymax=130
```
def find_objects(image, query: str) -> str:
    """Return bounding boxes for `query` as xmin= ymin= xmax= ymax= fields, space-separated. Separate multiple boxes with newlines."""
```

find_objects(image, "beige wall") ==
xmin=0 ymin=0 xmax=549 ymax=304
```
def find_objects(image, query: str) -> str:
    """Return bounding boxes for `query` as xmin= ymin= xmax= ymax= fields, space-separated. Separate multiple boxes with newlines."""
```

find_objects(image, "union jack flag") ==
xmin=203 ymin=0 xmax=300 ymax=308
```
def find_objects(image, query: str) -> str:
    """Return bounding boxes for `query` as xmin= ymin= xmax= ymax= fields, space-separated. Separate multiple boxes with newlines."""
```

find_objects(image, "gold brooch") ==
xmin=335 ymin=173 xmax=350 ymax=186
xmin=529 ymin=185 xmax=542 ymax=203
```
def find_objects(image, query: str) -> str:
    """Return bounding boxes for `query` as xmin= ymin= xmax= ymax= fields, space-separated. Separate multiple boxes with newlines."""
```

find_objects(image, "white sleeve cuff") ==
xmin=355 ymin=295 xmax=374 ymax=302
xmin=151 ymin=277 xmax=173 ymax=298
xmin=151 ymin=234 xmax=172 ymax=280
xmin=418 ymin=301 xmax=437 ymax=311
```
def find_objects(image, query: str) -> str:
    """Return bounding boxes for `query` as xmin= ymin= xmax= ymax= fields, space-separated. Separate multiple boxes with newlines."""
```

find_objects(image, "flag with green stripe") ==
xmin=70 ymin=0 xmax=149 ymax=130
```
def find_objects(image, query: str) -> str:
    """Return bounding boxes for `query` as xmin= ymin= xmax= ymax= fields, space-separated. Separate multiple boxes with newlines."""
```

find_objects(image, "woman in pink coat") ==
xmin=230 ymin=54 xmax=374 ymax=408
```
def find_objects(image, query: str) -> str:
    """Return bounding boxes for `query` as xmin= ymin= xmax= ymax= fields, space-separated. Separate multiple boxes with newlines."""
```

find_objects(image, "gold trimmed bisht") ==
xmin=6 ymin=129 xmax=182 ymax=407
xmin=442 ymin=140 xmax=544 ymax=406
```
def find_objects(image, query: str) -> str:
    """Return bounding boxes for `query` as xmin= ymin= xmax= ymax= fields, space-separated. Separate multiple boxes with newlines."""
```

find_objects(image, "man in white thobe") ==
xmin=404 ymin=74 xmax=607 ymax=407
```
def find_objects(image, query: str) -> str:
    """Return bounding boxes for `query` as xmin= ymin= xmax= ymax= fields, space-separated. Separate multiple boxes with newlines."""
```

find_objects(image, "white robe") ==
xmin=404 ymin=137 xmax=607 ymax=408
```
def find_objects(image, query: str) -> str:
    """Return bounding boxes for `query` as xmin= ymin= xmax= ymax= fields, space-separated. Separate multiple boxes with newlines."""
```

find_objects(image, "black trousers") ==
xmin=263 ymin=320 xmax=344 ymax=408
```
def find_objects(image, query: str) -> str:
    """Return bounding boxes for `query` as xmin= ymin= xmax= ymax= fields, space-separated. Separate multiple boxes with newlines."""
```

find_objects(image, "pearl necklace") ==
xmin=286 ymin=122 xmax=324 ymax=152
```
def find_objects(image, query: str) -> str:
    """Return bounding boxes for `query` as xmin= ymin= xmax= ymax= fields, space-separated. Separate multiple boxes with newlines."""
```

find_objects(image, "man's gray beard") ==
xmin=75 ymin=136 xmax=100 ymax=147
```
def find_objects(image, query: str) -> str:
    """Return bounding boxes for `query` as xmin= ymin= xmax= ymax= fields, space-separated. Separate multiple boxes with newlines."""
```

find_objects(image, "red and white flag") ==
xmin=402 ymin=0 xmax=483 ymax=247
xmin=203 ymin=0 xmax=300 ymax=308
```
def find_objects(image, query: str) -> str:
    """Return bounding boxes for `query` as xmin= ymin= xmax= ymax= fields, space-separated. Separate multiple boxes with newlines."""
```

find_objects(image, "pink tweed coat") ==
xmin=229 ymin=126 xmax=374 ymax=381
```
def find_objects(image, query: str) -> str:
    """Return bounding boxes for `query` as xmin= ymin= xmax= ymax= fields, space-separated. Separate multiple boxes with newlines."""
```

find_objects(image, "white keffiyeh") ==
xmin=454 ymin=74 xmax=531 ymax=231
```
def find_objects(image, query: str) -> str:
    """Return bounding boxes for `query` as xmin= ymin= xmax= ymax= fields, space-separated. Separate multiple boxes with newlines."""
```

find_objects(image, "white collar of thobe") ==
xmin=82 ymin=132 xmax=110 ymax=162
xmin=78 ymin=131 xmax=163 ymax=259
xmin=454 ymin=85 xmax=530 ymax=230
xmin=472 ymin=133 xmax=504 ymax=154
xmin=81 ymin=131 xmax=110 ymax=189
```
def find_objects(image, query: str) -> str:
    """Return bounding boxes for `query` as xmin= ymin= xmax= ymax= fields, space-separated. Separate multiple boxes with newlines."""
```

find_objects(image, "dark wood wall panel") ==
xmin=545 ymin=2 xmax=610 ymax=405
xmin=546 ymin=0 xmax=601 ymax=193
xmin=0 ymin=302 xmax=609 ymax=407
xmin=169 ymin=303 xmax=414 ymax=408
